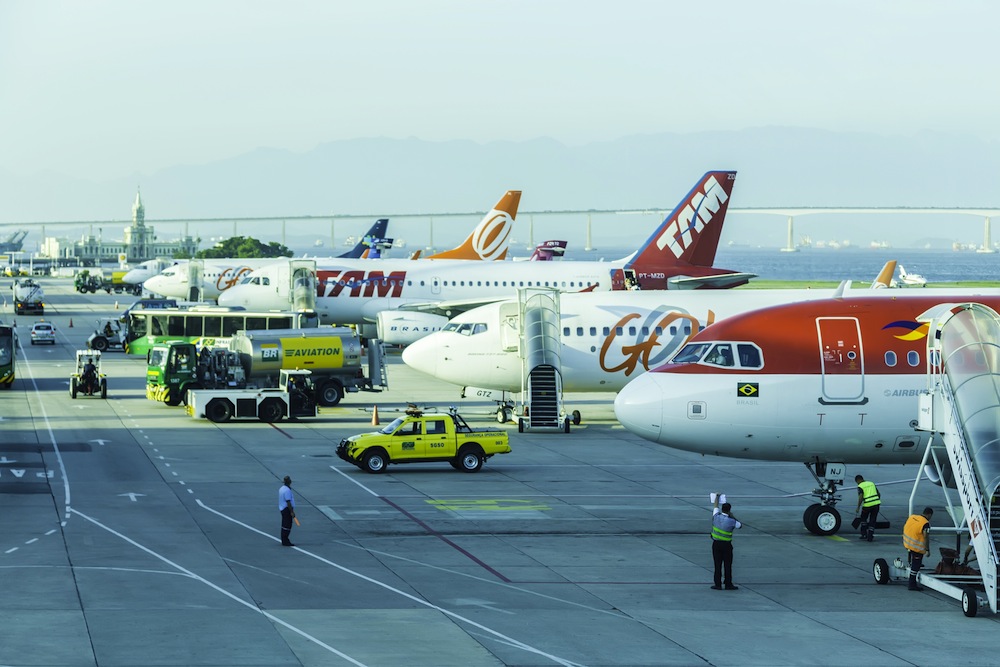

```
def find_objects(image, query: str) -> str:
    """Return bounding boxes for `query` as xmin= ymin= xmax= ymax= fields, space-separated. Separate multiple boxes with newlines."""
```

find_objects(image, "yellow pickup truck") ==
xmin=337 ymin=408 xmax=511 ymax=473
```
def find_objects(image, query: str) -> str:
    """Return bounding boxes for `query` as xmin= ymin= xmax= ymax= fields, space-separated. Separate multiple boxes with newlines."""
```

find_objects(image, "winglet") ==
xmin=427 ymin=190 xmax=521 ymax=260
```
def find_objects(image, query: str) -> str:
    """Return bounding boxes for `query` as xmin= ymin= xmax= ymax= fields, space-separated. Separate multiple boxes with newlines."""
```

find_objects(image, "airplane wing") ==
xmin=382 ymin=296 xmax=510 ymax=318
xmin=665 ymin=272 xmax=758 ymax=290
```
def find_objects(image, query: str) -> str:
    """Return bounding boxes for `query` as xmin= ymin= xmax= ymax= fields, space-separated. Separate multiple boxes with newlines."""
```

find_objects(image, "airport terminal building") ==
xmin=42 ymin=190 xmax=198 ymax=264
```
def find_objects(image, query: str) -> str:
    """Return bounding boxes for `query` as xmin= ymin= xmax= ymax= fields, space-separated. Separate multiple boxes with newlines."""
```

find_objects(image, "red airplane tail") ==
xmin=619 ymin=171 xmax=751 ymax=290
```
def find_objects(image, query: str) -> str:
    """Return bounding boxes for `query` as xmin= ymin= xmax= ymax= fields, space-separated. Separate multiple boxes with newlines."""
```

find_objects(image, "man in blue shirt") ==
xmin=279 ymin=476 xmax=296 ymax=546
xmin=711 ymin=493 xmax=742 ymax=590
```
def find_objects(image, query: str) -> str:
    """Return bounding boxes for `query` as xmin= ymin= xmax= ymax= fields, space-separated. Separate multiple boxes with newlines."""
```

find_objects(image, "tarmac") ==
xmin=1 ymin=280 xmax=997 ymax=667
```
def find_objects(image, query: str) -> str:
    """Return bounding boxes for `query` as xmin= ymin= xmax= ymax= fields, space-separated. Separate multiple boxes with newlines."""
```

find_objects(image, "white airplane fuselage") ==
xmin=143 ymin=259 xmax=283 ymax=300
xmin=402 ymin=287 xmax=1000 ymax=394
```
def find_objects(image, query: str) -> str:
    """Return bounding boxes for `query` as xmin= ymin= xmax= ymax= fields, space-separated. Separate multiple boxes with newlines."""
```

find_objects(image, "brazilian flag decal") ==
xmin=737 ymin=382 xmax=759 ymax=398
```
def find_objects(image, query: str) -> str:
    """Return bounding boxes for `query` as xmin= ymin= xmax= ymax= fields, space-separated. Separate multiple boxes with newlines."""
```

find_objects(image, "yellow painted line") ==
xmin=827 ymin=535 xmax=849 ymax=542
xmin=427 ymin=499 xmax=550 ymax=512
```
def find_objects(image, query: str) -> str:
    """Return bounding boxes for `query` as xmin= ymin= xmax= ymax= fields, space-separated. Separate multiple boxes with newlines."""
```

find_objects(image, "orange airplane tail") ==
xmin=426 ymin=190 xmax=521 ymax=260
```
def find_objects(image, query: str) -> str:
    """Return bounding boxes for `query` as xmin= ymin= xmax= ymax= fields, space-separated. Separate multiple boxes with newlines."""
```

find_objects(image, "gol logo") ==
xmin=471 ymin=213 xmax=512 ymax=260
xmin=216 ymin=266 xmax=253 ymax=291
xmin=599 ymin=309 xmax=714 ymax=375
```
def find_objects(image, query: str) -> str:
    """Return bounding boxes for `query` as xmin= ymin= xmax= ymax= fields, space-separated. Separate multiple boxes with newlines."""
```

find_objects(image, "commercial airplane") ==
xmin=898 ymin=264 xmax=928 ymax=287
xmin=218 ymin=171 xmax=755 ymax=339
xmin=142 ymin=219 xmax=392 ymax=300
xmin=399 ymin=264 xmax=950 ymax=401
xmin=122 ymin=258 xmax=180 ymax=286
xmin=613 ymin=291 xmax=1000 ymax=536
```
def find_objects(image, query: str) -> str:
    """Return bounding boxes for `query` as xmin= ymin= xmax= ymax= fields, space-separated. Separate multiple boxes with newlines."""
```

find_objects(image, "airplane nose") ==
xmin=401 ymin=337 xmax=438 ymax=378
xmin=614 ymin=374 xmax=664 ymax=442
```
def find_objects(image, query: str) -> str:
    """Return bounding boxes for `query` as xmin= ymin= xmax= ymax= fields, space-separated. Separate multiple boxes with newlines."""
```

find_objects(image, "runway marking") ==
xmin=26 ymin=538 xmax=38 ymax=544
xmin=5 ymin=548 xmax=17 ymax=554
xmin=196 ymin=499 xmax=582 ymax=667
xmin=268 ymin=423 xmax=293 ymax=438
xmin=70 ymin=507 xmax=367 ymax=667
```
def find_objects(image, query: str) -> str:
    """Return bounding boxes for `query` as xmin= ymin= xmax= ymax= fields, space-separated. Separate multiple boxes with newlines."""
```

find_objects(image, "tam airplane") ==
xmin=613 ymin=291 xmax=1000 ymax=536
xmin=218 ymin=171 xmax=755 ymax=340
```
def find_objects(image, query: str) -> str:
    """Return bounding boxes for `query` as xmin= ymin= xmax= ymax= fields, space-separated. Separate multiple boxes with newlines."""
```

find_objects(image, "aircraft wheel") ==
xmin=91 ymin=336 xmax=109 ymax=352
xmin=962 ymin=587 xmax=979 ymax=617
xmin=205 ymin=398 xmax=234 ymax=423
xmin=362 ymin=449 xmax=388 ymax=474
xmin=457 ymin=445 xmax=484 ymax=472
xmin=873 ymin=558 xmax=890 ymax=585
xmin=518 ymin=417 xmax=525 ymax=433
xmin=100 ymin=379 xmax=107 ymax=399
xmin=807 ymin=505 xmax=842 ymax=536
xmin=70 ymin=377 xmax=77 ymax=399
xmin=563 ymin=417 xmax=571 ymax=433
xmin=497 ymin=406 xmax=512 ymax=423
xmin=572 ymin=409 xmax=582 ymax=425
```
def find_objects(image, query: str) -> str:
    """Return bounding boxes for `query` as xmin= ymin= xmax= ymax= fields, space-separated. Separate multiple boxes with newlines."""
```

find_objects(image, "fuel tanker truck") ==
xmin=13 ymin=278 xmax=45 ymax=315
xmin=146 ymin=327 xmax=386 ymax=407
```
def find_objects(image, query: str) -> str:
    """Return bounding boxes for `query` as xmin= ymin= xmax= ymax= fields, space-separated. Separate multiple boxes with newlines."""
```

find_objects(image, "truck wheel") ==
xmin=206 ymin=398 xmax=234 ymax=423
xmin=100 ymin=379 xmax=107 ymax=399
xmin=91 ymin=336 xmax=109 ymax=352
xmin=258 ymin=398 xmax=284 ymax=423
xmin=457 ymin=445 xmax=484 ymax=473
xmin=873 ymin=558 xmax=890 ymax=585
xmin=70 ymin=377 xmax=78 ymax=399
xmin=362 ymin=449 xmax=388 ymax=474
xmin=318 ymin=379 xmax=343 ymax=407
xmin=962 ymin=587 xmax=979 ymax=617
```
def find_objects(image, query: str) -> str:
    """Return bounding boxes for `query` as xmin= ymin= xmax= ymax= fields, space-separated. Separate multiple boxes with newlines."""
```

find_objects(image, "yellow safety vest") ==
xmin=903 ymin=514 xmax=929 ymax=553
xmin=858 ymin=481 xmax=880 ymax=508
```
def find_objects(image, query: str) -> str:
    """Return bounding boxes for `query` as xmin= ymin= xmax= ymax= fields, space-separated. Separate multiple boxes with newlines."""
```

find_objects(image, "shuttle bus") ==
xmin=123 ymin=307 xmax=319 ymax=356
xmin=0 ymin=324 xmax=15 ymax=388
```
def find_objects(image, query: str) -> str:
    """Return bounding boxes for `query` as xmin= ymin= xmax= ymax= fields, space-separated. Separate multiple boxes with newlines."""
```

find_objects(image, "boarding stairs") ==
xmin=517 ymin=288 xmax=569 ymax=432
xmin=914 ymin=302 xmax=1000 ymax=616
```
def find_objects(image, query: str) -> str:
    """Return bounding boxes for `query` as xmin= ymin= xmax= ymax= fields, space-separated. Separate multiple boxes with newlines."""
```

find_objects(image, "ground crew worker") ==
xmin=278 ymin=476 xmax=296 ymax=547
xmin=855 ymin=474 xmax=881 ymax=541
xmin=710 ymin=492 xmax=742 ymax=590
xmin=903 ymin=507 xmax=933 ymax=591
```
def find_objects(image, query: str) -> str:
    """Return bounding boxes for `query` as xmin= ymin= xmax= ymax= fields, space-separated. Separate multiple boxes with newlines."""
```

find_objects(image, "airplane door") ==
xmin=499 ymin=302 xmax=520 ymax=352
xmin=432 ymin=276 xmax=442 ymax=296
xmin=816 ymin=317 xmax=867 ymax=404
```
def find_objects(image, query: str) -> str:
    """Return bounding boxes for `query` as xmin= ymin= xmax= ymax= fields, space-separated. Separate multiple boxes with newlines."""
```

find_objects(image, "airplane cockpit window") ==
xmin=704 ymin=343 xmax=735 ymax=367
xmin=456 ymin=323 xmax=474 ymax=336
xmin=672 ymin=342 xmax=711 ymax=364
xmin=737 ymin=343 xmax=763 ymax=369
xmin=442 ymin=322 xmax=460 ymax=333
xmin=473 ymin=324 xmax=487 ymax=335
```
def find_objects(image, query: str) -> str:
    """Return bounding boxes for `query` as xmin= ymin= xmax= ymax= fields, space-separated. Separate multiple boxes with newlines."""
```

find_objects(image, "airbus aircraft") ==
xmin=613 ymin=291 xmax=1000 ymax=536
xmin=142 ymin=218 xmax=391 ymax=300
xmin=399 ymin=266 xmax=956 ymax=400
xmin=218 ymin=171 xmax=755 ymax=339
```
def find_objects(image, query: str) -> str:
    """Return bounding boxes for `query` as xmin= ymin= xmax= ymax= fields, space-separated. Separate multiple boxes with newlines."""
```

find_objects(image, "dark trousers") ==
xmin=281 ymin=507 xmax=294 ymax=544
xmin=907 ymin=550 xmax=925 ymax=577
xmin=712 ymin=539 xmax=734 ymax=586
xmin=859 ymin=505 xmax=880 ymax=537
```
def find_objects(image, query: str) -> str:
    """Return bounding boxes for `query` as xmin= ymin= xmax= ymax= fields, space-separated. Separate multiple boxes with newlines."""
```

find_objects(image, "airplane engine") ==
xmin=377 ymin=311 xmax=449 ymax=345
xmin=924 ymin=461 xmax=957 ymax=488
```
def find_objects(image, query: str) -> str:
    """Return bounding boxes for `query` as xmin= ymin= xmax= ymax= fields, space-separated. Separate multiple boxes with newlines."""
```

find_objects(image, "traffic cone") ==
xmin=371 ymin=405 xmax=380 ymax=426
xmin=114 ymin=301 xmax=119 ymax=310
xmin=69 ymin=318 xmax=73 ymax=328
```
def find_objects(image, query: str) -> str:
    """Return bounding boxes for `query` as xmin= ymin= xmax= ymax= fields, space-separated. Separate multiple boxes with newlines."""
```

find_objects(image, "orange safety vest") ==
xmin=903 ymin=514 xmax=929 ymax=554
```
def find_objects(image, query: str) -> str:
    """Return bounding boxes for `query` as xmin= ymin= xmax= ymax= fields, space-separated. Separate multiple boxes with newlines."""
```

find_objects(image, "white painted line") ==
xmin=26 ymin=538 xmax=38 ymax=544
xmin=317 ymin=506 xmax=344 ymax=521
xmin=197 ymin=499 xmax=581 ymax=667
xmin=329 ymin=465 xmax=380 ymax=497
xmin=5 ymin=548 xmax=17 ymax=554
xmin=69 ymin=507 xmax=367 ymax=666
xmin=45 ymin=529 xmax=57 ymax=536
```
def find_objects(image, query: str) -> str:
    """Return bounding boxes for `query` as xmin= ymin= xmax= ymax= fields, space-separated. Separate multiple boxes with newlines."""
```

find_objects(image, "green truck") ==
xmin=337 ymin=408 xmax=511 ymax=473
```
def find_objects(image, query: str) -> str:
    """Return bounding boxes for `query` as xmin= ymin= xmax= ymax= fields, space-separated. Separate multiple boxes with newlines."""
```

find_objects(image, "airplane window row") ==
xmin=672 ymin=341 xmax=763 ymax=369
xmin=563 ymin=324 xmax=696 ymax=338
xmin=317 ymin=277 xmax=599 ymax=289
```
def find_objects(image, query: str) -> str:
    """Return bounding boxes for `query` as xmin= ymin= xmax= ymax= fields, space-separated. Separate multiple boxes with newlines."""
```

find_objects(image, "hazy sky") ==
xmin=2 ymin=1 xmax=998 ymax=181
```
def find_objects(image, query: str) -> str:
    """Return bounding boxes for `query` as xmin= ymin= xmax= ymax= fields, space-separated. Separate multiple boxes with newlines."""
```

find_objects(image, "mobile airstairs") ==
xmin=874 ymin=302 xmax=999 ymax=617
xmin=512 ymin=289 xmax=574 ymax=433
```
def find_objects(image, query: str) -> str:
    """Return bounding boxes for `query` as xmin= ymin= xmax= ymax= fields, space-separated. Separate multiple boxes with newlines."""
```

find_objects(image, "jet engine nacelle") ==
xmin=377 ymin=311 xmax=449 ymax=345
xmin=923 ymin=462 xmax=957 ymax=488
